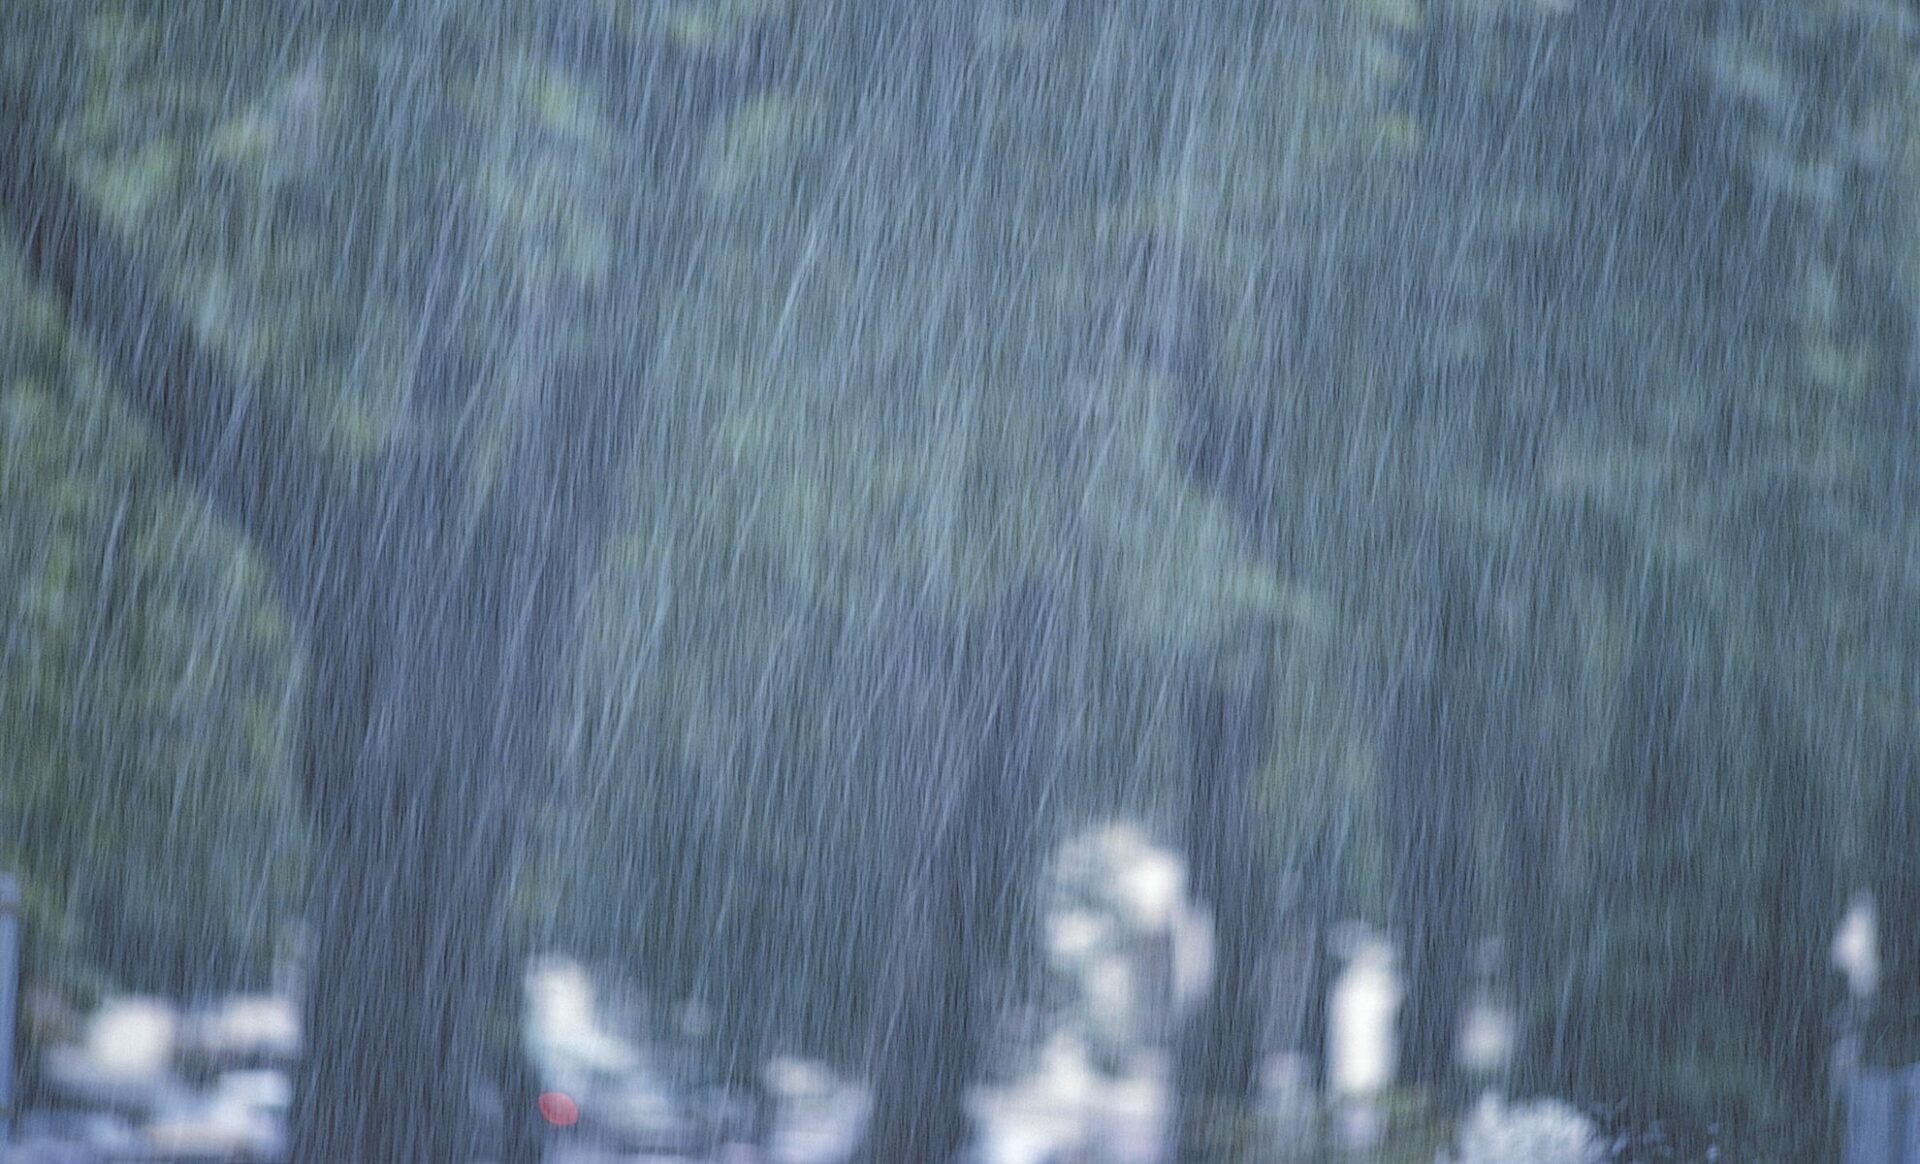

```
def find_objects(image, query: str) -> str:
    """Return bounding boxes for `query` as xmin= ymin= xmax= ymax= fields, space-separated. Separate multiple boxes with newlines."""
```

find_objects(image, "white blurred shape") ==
xmin=525 ymin=955 xmax=642 ymax=1077
xmin=1459 ymin=1001 xmax=1515 ymax=1074
xmin=1048 ymin=909 xmax=1110 ymax=963
xmin=82 ymin=997 xmax=176 ymax=1081
xmin=194 ymin=994 xmax=300 ymax=1060
xmin=1329 ymin=936 xmax=1399 ymax=1096
xmin=1169 ymin=906 xmax=1213 ymax=1017
xmin=1447 ymin=1094 xmax=1601 ymax=1164
xmin=1834 ymin=891 xmax=1878 ymax=999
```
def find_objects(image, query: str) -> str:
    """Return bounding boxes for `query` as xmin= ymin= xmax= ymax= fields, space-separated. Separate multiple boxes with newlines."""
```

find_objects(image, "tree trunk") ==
xmin=857 ymin=586 xmax=1055 ymax=1164
xmin=1172 ymin=648 xmax=1278 ymax=1164
xmin=1866 ymin=748 xmax=1920 ymax=1070
xmin=1752 ymin=693 xmax=1836 ymax=1162
xmin=1501 ymin=732 xmax=1566 ymax=1098
xmin=1549 ymin=610 xmax=1690 ymax=1113
xmin=1379 ymin=630 xmax=1477 ymax=1114
xmin=857 ymin=793 xmax=994 ymax=1164
xmin=287 ymin=462 xmax=576 ymax=1162
xmin=704 ymin=885 xmax=778 ymax=1149
xmin=1302 ymin=833 xmax=1339 ymax=1097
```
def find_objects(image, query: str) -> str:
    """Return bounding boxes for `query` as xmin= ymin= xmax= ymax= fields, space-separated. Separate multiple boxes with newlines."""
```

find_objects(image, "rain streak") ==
xmin=1 ymin=3 xmax=1917 ymax=1162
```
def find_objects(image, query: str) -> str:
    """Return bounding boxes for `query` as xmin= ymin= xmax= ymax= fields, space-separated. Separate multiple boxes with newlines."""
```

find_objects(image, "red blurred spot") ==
xmin=538 ymin=1091 xmax=579 ymax=1127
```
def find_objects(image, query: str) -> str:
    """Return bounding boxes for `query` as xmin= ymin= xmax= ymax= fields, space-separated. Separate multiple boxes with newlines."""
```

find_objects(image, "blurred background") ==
xmin=1 ymin=1 xmax=1917 ymax=1161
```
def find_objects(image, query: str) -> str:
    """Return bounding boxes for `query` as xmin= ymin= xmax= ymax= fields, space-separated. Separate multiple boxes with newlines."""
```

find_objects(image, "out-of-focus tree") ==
xmin=1 ymin=2 xmax=794 ymax=1158
xmin=7 ymin=2 xmax=1919 ymax=1161
xmin=1145 ymin=1 xmax=1915 ymax=1152
xmin=0 ymin=239 xmax=302 ymax=985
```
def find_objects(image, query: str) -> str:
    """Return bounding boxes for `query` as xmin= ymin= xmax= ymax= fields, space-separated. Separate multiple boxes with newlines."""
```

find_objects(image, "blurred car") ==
xmin=143 ymin=1070 xmax=288 ymax=1163
xmin=7 ymin=1110 xmax=149 ymax=1163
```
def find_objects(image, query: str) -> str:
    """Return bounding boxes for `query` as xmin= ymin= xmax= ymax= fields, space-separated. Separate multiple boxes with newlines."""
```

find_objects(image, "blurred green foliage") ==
xmin=1 ymin=0 xmax=1916 ymax=1154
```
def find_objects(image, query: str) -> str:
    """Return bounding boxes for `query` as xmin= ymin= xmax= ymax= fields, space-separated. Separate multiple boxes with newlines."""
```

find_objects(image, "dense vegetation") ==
xmin=3 ymin=2 xmax=1916 ymax=1161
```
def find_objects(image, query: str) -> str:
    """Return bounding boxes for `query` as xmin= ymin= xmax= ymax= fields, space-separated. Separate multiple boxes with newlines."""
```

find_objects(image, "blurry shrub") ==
xmin=1446 ymin=1095 xmax=1601 ymax=1164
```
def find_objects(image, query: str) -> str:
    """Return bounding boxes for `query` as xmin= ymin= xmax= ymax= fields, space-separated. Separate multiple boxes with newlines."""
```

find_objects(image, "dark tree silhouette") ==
xmin=856 ymin=583 xmax=1060 ymax=1164
xmin=1171 ymin=642 xmax=1281 ymax=1164
xmin=0 ymin=9 xmax=785 ymax=1158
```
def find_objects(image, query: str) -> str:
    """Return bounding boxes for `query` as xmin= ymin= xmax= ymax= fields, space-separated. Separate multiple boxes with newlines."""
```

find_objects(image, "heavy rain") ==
xmin=0 ymin=2 xmax=1916 ymax=1162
